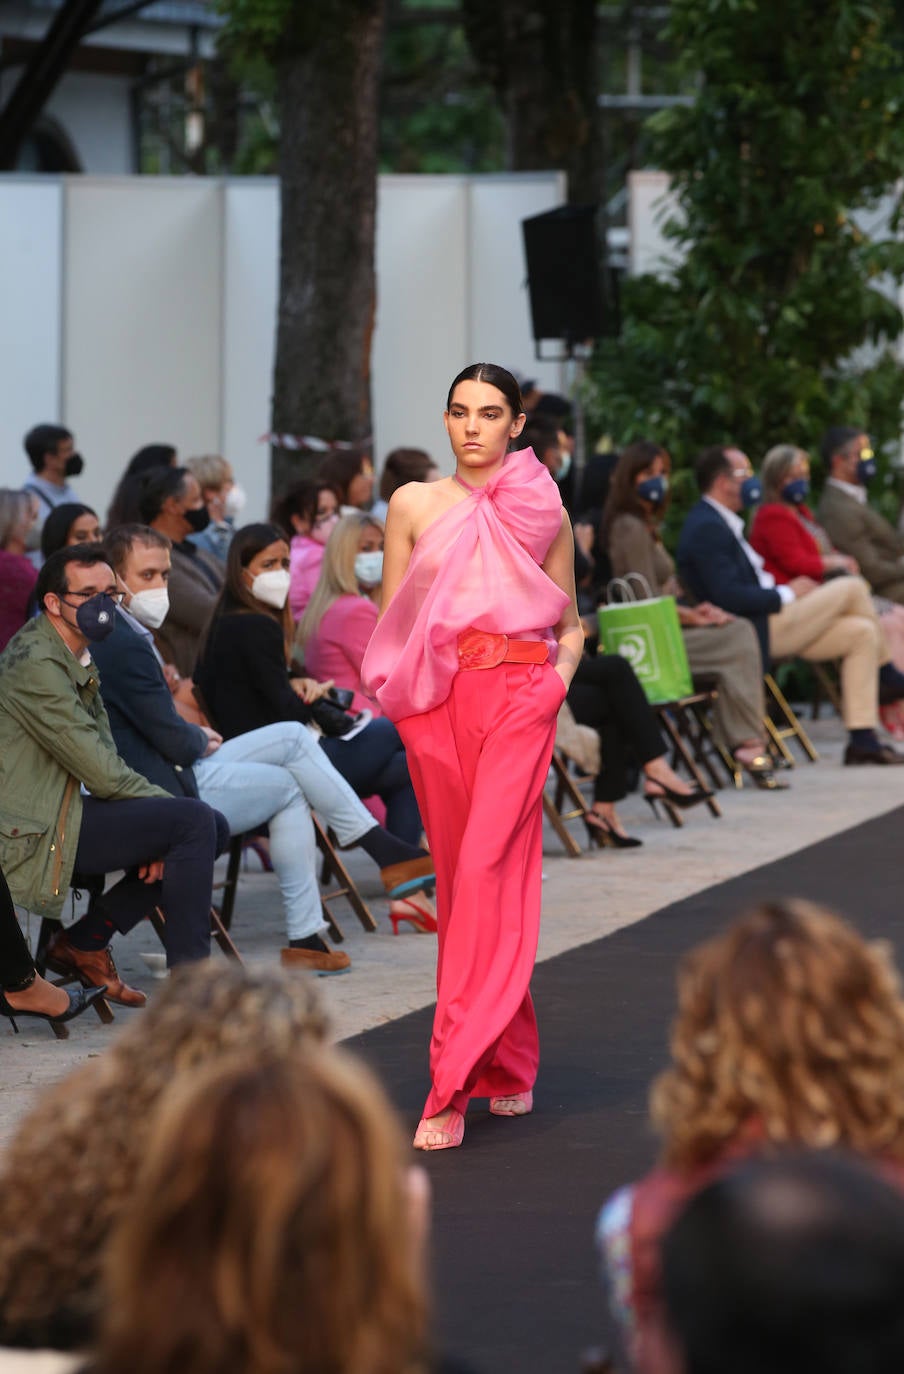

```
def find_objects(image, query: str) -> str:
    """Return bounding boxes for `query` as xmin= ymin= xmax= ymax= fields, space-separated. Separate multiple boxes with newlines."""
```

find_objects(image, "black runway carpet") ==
xmin=344 ymin=804 xmax=904 ymax=1374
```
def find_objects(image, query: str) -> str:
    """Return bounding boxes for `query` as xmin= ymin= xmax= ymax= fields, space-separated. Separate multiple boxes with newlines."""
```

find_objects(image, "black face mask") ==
xmin=184 ymin=506 xmax=211 ymax=533
xmin=66 ymin=592 xmax=117 ymax=643
xmin=64 ymin=453 xmax=84 ymax=478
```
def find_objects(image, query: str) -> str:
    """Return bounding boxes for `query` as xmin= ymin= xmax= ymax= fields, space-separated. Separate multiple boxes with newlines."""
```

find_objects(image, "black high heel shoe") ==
xmin=644 ymin=794 xmax=683 ymax=829
xmin=583 ymin=812 xmax=643 ymax=849
xmin=643 ymin=781 xmax=712 ymax=809
xmin=0 ymin=985 xmax=108 ymax=1040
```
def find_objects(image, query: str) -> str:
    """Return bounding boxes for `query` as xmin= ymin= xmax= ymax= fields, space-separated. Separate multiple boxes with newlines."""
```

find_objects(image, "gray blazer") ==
xmin=153 ymin=542 xmax=223 ymax=676
xmin=816 ymin=482 xmax=904 ymax=601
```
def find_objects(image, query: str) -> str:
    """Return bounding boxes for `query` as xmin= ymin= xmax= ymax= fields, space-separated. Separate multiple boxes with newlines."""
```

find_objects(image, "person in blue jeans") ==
xmin=97 ymin=525 xmax=437 ymax=976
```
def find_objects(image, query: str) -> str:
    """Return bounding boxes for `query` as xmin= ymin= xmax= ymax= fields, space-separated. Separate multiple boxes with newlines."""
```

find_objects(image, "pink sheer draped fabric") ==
xmin=362 ymin=447 xmax=569 ymax=721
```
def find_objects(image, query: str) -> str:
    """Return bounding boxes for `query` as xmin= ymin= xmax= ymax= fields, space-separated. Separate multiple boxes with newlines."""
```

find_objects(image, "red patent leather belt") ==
xmin=457 ymin=628 xmax=549 ymax=670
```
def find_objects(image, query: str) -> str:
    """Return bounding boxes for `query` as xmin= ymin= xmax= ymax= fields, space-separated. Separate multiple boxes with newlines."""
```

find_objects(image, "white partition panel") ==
xmin=63 ymin=177 xmax=223 ymax=517
xmin=372 ymin=176 xmax=470 ymax=472
xmin=0 ymin=180 xmax=63 ymax=486
xmin=222 ymin=181 xmax=280 ymax=521
xmin=468 ymin=174 xmax=566 ymax=401
xmin=628 ymin=170 xmax=680 ymax=278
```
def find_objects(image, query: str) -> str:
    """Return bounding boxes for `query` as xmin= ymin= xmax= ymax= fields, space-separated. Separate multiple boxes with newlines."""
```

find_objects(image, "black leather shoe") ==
xmin=844 ymin=742 xmax=904 ymax=766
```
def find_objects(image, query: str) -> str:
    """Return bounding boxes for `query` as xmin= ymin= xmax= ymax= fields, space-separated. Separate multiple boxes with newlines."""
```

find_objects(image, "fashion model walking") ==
xmin=363 ymin=364 xmax=583 ymax=1149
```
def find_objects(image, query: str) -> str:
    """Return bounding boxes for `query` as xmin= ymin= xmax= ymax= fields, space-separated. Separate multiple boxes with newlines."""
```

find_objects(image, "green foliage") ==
xmin=587 ymin=0 xmax=904 ymax=483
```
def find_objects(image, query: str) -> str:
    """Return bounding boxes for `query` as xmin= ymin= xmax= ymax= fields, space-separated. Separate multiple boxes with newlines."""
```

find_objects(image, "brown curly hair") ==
xmin=94 ymin=1048 xmax=429 ymax=1374
xmin=651 ymin=899 xmax=904 ymax=1170
xmin=0 ymin=962 xmax=327 ymax=1350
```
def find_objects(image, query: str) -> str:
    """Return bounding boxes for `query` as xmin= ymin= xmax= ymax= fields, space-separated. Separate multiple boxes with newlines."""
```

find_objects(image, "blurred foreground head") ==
xmin=653 ymin=1151 xmax=904 ymax=1374
xmin=94 ymin=1047 xmax=429 ymax=1374
xmin=0 ymin=962 xmax=326 ymax=1349
xmin=652 ymin=898 xmax=904 ymax=1168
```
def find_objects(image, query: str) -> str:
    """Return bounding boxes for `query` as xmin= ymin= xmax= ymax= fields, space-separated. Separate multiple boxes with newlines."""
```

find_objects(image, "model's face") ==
xmin=66 ymin=511 xmax=102 ymax=545
xmin=120 ymin=542 xmax=171 ymax=599
xmin=245 ymin=539 xmax=290 ymax=589
xmin=444 ymin=380 xmax=525 ymax=473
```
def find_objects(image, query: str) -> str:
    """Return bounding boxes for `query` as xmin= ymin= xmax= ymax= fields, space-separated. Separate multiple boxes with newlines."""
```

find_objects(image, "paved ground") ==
xmin=2 ymin=713 xmax=903 ymax=1147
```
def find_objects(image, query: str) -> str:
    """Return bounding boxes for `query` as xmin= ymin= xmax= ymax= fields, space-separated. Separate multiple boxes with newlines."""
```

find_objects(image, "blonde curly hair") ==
xmin=95 ymin=1047 xmax=429 ymax=1374
xmin=0 ymin=962 xmax=327 ymax=1350
xmin=651 ymin=899 xmax=904 ymax=1170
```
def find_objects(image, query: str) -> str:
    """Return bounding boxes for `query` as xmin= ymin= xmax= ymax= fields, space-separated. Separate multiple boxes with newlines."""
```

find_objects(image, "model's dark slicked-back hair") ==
xmin=820 ymin=426 xmax=865 ymax=467
xmin=35 ymin=545 xmax=112 ymax=609
xmin=695 ymin=445 xmax=733 ymax=494
xmin=24 ymin=424 xmax=72 ymax=472
xmin=446 ymin=363 xmax=523 ymax=416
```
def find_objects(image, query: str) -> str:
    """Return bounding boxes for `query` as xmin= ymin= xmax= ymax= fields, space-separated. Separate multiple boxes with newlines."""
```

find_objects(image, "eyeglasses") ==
xmin=63 ymin=589 xmax=125 ymax=605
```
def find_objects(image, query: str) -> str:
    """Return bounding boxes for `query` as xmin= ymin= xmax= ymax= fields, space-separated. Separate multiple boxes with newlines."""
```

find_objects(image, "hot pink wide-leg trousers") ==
xmin=397 ymin=661 xmax=563 ymax=1119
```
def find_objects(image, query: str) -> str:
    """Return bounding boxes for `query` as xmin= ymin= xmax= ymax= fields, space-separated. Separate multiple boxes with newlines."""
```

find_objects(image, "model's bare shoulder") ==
xmin=393 ymin=476 xmax=462 ymax=541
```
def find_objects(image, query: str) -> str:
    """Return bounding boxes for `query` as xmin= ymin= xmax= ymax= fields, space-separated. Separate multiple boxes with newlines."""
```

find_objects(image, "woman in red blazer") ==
xmin=750 ymin=443 xmax=904 ymax=736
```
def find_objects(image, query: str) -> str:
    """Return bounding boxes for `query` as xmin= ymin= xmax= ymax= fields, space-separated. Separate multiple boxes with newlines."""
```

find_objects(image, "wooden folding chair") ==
xmin=315 ymin=817 xmax=378 ymax=937
xmin=542 ymin=751 xmax=587 ymax=858
xmin=653 ymin=694 xmax=724 ymax=826
xmin=764 ymin=672 xmax=819 ymax=765
xmin=662 ymin=679 xmax=741 ymax=791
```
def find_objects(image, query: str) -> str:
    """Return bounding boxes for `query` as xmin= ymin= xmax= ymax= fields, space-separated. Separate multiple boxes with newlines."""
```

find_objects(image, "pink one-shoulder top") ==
xmin=362 ymin=446 xmax=569 ymax=721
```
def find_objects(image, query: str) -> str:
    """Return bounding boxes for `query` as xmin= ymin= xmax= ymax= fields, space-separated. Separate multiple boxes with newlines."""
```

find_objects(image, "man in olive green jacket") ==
xmin=0 ymin=545 xmax=227 ymax=1005
xmin=818 ymin=425 xmax=904 ymax=603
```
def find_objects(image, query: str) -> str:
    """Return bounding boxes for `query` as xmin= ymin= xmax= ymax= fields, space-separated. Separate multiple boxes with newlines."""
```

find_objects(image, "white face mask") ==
xmin=127 ymin=586 xmax=170 ymax=630
xmin=554 ymin=451 xmax=572 ymax=483
xmin=354 ymin=550 xmax=384 ymax=587
xmin=251 ymin=569 xmax=291 ymax=609
xmin=224 ymin=483 xmax=247 ymax=519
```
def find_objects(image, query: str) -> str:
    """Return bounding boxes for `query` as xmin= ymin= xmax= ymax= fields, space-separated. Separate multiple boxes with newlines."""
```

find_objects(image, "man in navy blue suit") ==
xmin=677 ymin=446 xmax=904 ymax=765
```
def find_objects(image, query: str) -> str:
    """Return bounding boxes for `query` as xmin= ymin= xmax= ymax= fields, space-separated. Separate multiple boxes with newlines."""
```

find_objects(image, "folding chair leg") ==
xmin=314 ymin=820 xmax=378 ymax=933
xmin=151 ymin=906 xmax=244 ymax=963
xmin=764 ymin=673 xmax=819 ymax=762
xmin=656 ymin=709 xmax=722 ymax=818
xmin=543 ymin=791 xmax=583 ymax=857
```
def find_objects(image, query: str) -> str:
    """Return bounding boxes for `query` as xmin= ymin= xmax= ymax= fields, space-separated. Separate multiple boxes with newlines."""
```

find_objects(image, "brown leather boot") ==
xmin=45 ymin=931 xmax=147 ymax=1008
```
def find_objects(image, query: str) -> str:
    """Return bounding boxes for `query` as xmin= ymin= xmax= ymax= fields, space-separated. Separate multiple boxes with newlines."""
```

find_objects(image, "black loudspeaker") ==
xmin=522 ymin=204 xmax=610 ymax=344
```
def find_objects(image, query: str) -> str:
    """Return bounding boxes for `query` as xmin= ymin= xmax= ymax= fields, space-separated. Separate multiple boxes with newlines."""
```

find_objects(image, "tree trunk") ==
xmin=271 ymin=0 xmax=386 ymax=498
xmin=460 ymin=0 xmax=601 ymax=204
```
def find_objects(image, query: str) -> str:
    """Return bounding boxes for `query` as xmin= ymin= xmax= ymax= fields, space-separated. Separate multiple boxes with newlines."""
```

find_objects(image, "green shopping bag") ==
xmin=597 ymin=575 xmax=693 ymax=705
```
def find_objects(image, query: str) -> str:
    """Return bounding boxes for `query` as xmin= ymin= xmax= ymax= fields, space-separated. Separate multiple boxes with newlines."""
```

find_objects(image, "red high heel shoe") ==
xmin=389 ymin=895 xmax=438 ymax=935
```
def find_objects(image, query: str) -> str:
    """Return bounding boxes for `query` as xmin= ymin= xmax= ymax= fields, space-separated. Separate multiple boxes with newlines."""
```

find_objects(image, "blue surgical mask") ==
xmin=783 ymin=478 xmax=810 ymax=505
xmin=857 ymin=452 xmax=877 ymax=484
xmin=636 ymin=475 xmax=669 ymax=505
xmin=553 ymin=451 xmax=572 ymax=483
xmin=354 ymin=550 xmax=383 ymax=587
xmin=740 ymin=475 xmax=762 ymax=509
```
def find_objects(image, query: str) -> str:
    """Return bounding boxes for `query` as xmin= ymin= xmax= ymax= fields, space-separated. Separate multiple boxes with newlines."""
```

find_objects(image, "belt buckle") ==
xmin=457 ymin=629 xmax=508 ymax=670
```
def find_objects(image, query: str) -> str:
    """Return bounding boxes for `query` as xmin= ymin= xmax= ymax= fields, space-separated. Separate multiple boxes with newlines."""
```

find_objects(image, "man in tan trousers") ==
xmin=677 ymin=445 xmax=904 ymax=765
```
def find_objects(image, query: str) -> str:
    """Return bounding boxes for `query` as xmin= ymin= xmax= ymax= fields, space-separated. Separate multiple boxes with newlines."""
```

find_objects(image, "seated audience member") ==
xmin=0 ymin=546 xmax=228 ymax=1004
xmin=751 ymin=444 xmax=904 ymax=738
xmin=818 ymin=424 xmax=904 ymax=602
xmin=40 ymin=502 xmax=102 ymax=560
xmin=0 ymin=962 xmax=326 ymax=1351
xmin=566 ymin=649 xmax=710 ymax=844
xmin=184 ymin=452 xmax=246 ymax=562
xmin=92 ymin=1048 xmax=430 ymax=1374
xmin=194 ymin=525 xmax=428 ymax=857
xmin=513 ymin=422 xmax=595 ymax=608
xmin=604 ymin=443 xmax=778 ymax=788
xmin=596 ymin=899 xmax=904 ymax=1362
xmin=272 ymin=478 xmax=341 ymax=619
xmin=677 ymin=445 xmax=904 ymax=765
xmin=319 ymin=446 xmax=375 ymax=514
xmin=297 ymin=512 xmax=385 ymax=714
xmin=371 ymin=445 xmax=441 ymax=522
xmin=98 ymin=525 xmax=436 ymax=961
xmin=105 ymin=442 xmax=177 ymax=530
xmin=140 ymin=465 xmax=223 ymax=675
xmin=652 ymin=1153 xmax=904 ymax=1374
xmin=0 ymin=861 xmax=104 ymax=1035
xmin=0 ymin=489 xmax=38 ymax=651
xmin=21 ymin=423 xmax=83 ymax=560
